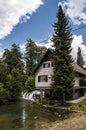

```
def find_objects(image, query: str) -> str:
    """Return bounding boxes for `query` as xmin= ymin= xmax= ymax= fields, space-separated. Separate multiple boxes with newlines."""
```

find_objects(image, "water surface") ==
xmin=0 ymin=99 xmax=58 ymax=130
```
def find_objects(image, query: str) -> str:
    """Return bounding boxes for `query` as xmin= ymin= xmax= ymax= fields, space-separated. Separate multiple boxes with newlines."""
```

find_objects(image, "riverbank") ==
xmin=40 ymin=98 xmax=86 ymax=130
xmin=42 ymin=113 xmax=86 ymax=130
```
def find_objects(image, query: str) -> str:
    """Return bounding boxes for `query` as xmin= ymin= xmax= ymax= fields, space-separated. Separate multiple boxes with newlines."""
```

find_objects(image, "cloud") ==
xmin=71 ymin=35 xmax=86 ymax=63
xmin=35 ymin=39 xmax=53 ymax=49
xmin=20 ymin=39 xmax=53 ymax=52
xmin=20 ymin=43 xmax=26 ymax=51
xmin=20 ymin=36 xmax=53 ymax=52
xmin=0 ymin=43 xmax=4 ymax=58
xmin=71 ymin=35 xmax=83 ymax=59
xmin=60 ymin=0 xmax=86 ymax=25
xmin=36 ymin=35 xmax=86 ymax=64
xmin=20 ymin=35 xmax=86 ymax=65
xmin=0 ymin=51 xmax=3 ymax=58
xmin=0 ymin=0 xmax=43 ymax=39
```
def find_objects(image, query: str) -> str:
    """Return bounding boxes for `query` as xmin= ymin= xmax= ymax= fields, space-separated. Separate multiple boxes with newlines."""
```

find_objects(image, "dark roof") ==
xmin=33 ymin=49 xmax=53 ymax=74
xmin=33 ymin=49 xmax=86 ymax=76
xmin=71 ymin=62 xmax=86 ymax=76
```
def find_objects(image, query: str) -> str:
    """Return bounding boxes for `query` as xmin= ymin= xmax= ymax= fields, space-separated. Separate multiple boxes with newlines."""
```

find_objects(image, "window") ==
xmin=38 ymin=75 xmax=48 ymax=82
xmin=43 ymin=63 xmax=50 ymax=68
xmin=51 ymin=62 xmax=53 ymax=67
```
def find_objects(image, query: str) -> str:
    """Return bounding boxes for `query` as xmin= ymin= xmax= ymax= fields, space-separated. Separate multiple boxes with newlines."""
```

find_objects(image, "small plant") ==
xmin=69 ymin=105 xmax=77 ymax=110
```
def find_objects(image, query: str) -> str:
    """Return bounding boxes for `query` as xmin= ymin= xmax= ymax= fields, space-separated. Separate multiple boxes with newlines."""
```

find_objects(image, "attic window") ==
xmin=38 ymin=75 xmax=48 ymax=82
xmin=43 ymin=63 xmax=50 ymax=68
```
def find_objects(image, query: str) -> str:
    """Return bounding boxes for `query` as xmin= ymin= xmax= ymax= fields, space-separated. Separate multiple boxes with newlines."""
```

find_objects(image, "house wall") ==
xmin=35 ymin=62 xmax=81 ymax=90
xmin=73 ymin=89 xmax=80 ymax=99
xmin=35 ymin=61 xmax=53 ymax=89
xmin=74 ymin=77 xmax=79 ymax=88
xmin=73 ymin=76 xmax=80 ymax=99
xmin=35 ymin=61 xmax=86 ymax=100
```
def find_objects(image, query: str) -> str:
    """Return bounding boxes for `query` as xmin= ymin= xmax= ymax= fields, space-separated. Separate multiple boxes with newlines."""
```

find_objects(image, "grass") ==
xmin=68 ymin=99 xmax=86 ymax=112
xmin=43 ymin=113 xmax=86 ymax=130
xmin=40 ymin=98 xmax=86 ymax=130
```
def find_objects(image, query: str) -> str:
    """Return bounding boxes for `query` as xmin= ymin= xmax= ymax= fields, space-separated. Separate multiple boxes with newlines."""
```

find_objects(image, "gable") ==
xmin=33 ymin=49 xmax=86 ymax=76
xmin=33 ymin=49 xmax=53 ymax=74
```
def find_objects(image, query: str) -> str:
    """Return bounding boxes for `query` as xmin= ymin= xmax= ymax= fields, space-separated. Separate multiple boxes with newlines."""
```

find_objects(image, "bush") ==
xmin=25 ymin=76 xmax=35 ymax=92
xmin=0 ymin=83 xmax=7 ymax=104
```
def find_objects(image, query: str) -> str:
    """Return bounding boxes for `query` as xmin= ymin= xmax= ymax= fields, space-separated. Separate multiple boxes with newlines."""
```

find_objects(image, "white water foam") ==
xmin=22 ymin=90 xmax=41 ymax=101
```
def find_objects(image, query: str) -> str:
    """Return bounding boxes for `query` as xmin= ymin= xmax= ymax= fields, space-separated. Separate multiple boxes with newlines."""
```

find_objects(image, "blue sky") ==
xmin=0 ymin=0 xmax=86 ymax=61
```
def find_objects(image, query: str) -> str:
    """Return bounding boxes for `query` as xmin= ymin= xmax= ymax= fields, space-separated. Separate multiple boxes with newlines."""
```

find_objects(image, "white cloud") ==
xmin=0 ymin=0 xmax=43 ymax=39
xmin=36 ymin=35 xmax=86 ymax=64
xmin=20 ymin=43 xmax=26 ymax=51
xmin=60 ymin=0 xmax=86 ymax=25
xmin=0 ymin=51 xmax=3 ymax=58
xmin=0 ymin=43 xmax=4 ymax=58
xmin=20 ymin=39 xmax=53 ymax=52
xmin=71 ymin=35 xmax=86 ymax=63
xmin=20 ymin=35 xmax=86 ymax=65
xmin=35 ymin=39 xmax=53 ymax=49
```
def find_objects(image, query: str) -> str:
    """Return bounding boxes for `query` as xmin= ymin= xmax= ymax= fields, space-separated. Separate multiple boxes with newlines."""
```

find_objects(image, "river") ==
xmin=0 ymin=99 xmax=58 ymax=130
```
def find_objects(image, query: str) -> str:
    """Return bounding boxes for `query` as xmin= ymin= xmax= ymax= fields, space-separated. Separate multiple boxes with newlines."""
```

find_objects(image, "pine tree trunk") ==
xmin=61 ymin=93 xmax=65 ymax=106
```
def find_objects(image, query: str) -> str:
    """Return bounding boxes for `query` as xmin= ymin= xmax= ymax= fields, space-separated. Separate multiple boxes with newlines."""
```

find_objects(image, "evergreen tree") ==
xmin=51 ymin=5 xmax=74 ymax=104
xmin=77 ymin=47 xmax=84 ymax=68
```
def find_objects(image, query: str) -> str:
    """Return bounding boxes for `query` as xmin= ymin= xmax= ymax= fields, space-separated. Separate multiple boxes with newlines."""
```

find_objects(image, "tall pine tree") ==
xmin=51 ymin=5 xmax=74 ymax=104
xmin=77 ymin=47 xmax=84 ymax=68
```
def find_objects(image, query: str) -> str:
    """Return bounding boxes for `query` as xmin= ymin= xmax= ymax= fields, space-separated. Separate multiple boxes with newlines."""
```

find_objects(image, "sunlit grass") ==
xmin=69 ymin=99 xmax=86 ymax=112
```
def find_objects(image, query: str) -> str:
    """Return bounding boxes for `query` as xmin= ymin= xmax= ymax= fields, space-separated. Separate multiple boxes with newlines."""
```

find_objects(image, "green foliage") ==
xmin=0 ymin=83 xmax=7 ymax=104
xmin=25 ymin=39 xmax=47 ymax=76
xmin=0 ymin=61 xmax=7 ymax=83
xmin=51 ymin=5 xmax=74 ymax=104
xmin=0 ymin=43 xmax=25 ymax=103
xmin=77 ymin=47 xmax=84 ymax=68
xmin=25 ymin=76 xmax=35 ymax=92
xmin=25 ymin=39 xmax=36 ymax=76
xmin=6 ymin=69 xmax=23 ymax=101
xmin=3 ymin=44 xmax=24 ymax=72
xmin=68 ymin=99 xmax=86 ymax=112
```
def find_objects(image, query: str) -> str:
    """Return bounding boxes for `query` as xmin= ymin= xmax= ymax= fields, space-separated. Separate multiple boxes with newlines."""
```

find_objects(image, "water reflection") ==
xmin=0 ymin=99 xmax=58 ymax=130
xmin=22 ymin=108 xmax=26 ymax=127
xmin=21 ymin=99 xmax=34 ymax=128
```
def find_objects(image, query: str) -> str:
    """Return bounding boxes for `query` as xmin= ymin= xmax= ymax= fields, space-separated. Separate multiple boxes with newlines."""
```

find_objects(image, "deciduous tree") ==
xmin=25 ymin=39 xmax=47 ymax=76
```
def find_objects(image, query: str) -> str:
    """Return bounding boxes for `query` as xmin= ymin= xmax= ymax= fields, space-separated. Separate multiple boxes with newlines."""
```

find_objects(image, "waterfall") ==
xmin=22 ymin=90 xmax=41 ymax=101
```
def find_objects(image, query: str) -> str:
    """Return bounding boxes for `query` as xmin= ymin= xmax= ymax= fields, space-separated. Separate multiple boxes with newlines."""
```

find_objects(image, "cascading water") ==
xmin=22 ymin=90 xmax=41 ymax=101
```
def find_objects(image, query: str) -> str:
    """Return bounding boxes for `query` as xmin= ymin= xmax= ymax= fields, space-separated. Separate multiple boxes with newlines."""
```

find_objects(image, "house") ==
xmin=33 ymin=49 xmax=86 ymax=100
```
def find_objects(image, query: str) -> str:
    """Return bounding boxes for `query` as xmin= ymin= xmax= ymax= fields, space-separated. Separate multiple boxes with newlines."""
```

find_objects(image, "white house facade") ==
xmin=35 ymin=60 xmax=53 ymax=90
xmin=33 ymin=49 xmax=86 ymax=100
